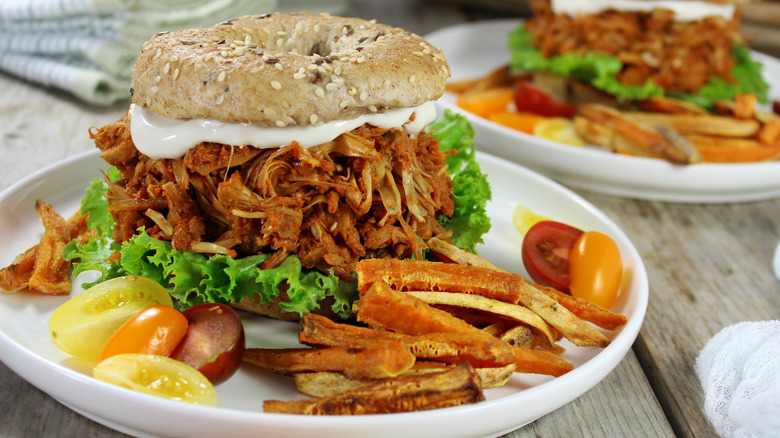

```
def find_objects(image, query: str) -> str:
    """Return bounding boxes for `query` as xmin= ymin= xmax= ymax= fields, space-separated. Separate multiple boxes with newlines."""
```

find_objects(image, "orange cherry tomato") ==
xmin=569 ymin=231 xmax=623 ymax=309
xmin=97 ymin=305 xmax=189 ymax=363
xmin=488 ymin=111 xmax=545 ymax=134
xmin=457 ymin=87 xmax=514 ymax=118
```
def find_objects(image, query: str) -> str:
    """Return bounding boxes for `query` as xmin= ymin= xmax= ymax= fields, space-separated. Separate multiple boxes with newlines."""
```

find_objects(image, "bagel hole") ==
xmin=307 ymin=41 xmax=331 ymax=57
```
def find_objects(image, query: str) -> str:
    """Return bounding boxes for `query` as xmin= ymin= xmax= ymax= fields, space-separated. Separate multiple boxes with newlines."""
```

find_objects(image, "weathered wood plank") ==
xmin=505 ymin=350 xmax=674 ymax=437
xmin=575 ymin=190 xmax=780 ymax=438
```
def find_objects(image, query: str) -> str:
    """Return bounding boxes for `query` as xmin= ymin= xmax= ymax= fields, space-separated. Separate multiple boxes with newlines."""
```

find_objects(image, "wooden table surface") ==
xmin=2 ymin=1 xmax=778 ymax=437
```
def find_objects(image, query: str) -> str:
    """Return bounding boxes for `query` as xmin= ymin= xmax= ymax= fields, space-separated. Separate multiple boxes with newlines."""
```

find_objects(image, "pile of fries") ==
xmin=576 ymin=96 xmax=780 ymax=164
xmin=0 ymin=200 xmax=87 ymax=295
xmin=248 ymin=238 xmax=627 ymax=415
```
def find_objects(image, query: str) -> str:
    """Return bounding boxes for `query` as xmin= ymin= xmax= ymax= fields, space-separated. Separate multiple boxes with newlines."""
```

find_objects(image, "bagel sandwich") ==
xmin=510 ymin=0 xmax=769 ymax=109
xmin=67 ymin=13 xmax=490 ymax=321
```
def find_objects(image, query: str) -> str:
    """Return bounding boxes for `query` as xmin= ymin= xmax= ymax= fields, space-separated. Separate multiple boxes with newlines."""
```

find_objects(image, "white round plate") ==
xmin=425 ymin=19 xmax=780 ymax=203
xmin=0 ymin=149 xmax=647 ymax=438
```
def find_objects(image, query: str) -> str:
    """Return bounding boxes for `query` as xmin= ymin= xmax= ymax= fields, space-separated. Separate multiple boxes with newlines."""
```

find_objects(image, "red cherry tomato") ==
xmin=569 ymin=231 xmax=623 ymax=309
xmin=521 ymin=220 xmax=584 ymax=292
xmin=170 ymin=303 xmax=245 ymax=385
xmin=514 ymin=81 xmax=576 ymax=118
xmin=97 ymin=304 xmax=189 ymax=363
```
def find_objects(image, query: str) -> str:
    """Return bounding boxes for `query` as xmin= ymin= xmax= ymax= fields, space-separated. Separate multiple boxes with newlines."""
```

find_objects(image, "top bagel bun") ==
xmin=131 ymin=12 xmax=450 ymax=127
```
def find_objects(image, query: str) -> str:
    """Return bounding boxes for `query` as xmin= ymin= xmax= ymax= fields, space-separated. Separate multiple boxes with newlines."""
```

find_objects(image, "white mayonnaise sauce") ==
xmin=130 ymin=101 xmax=437 ymax=160
xmin=550 ymin=0 xmax=736 ymax=22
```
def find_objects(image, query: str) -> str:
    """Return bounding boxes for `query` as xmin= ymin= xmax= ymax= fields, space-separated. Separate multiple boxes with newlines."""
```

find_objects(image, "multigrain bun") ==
xmin=131 ymin=12 xmax=450 ymax=126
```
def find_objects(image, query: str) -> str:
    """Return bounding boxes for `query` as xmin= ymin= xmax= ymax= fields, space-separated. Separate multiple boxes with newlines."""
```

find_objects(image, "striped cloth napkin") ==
xmin=0 ymin=0 xmax=276 ymax=105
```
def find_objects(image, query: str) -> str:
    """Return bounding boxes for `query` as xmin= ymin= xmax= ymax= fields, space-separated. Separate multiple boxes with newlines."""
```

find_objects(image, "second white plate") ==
xmin=426 ymin=19 xmax=780 ymax=203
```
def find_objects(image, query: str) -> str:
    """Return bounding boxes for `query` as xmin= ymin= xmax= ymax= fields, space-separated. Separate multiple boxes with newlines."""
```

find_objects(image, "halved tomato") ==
xmin=521 ymin=220 xmax=583 ymax=291
xmin=49 ymin=276 xmax=173 ymax=360
xmin=513 ymin=81 xmax=576 ymax=118
xmin=93 ymin=353 xmax=217 ymax=406
xmin=169 ymin=303 xmax=245 ymax=385
xmin=97 ymin=305 xmax=189 ymax=363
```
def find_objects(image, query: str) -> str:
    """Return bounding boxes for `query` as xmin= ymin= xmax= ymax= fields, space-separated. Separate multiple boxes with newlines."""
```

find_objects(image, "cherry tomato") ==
xmin=457 ymin=87 xmax=514 ymax=118
xmin=93 ymin=353 xmax=217 ymax=406
xmin=513 ymin=81 xmax=576 ymax=118
xmin=97 ymin=305 xmax=189 ymax=363
xmin=521 ymin=220 xmax=584 ymax=292
xmin=49 ymin=276 xmax=173 ymax=360
xmin=170 ymin=303 xmax=245 ymax=385
xmin=569 ymin=231 xmax=623 ymax=309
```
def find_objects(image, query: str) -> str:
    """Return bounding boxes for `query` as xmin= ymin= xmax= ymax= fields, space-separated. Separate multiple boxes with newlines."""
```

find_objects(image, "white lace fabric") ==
xmin=695 ymin=321 xmax=780 ymax=438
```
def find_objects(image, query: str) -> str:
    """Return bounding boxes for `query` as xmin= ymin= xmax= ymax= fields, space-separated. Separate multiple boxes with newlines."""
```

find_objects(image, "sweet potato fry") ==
xmin=482 ymin=321 xmax=513 ymax=338
xmin=628 ymin=112 xmax=761 ymax=137
xmin=574 ymin=117 xmax=668 ymax=160
xmin=532 ymin=282 xmax=627 ymax=330
xmin=512 ymin=345 xmax=573 ymax=377
xmin=637 ymin=96 xmax=708 ymax=115
xmin=294 ymin=371 xmax=369 ymax=398
xmin=294 ymin=363 xmax=516 ymax=397
xmin=758 ymin=118 xmax=780 ymax=145
xmin=357 ymin=258 xmax=523 ymax=304
xmin=64 ymin=209 xmax=88 ymax=238
xmin=427 ymin=237 xmax=503 ymax=270
xmin=264 ymin=362 xmax=484 ymax=415
xmin=733 ymin=93 xmax=757 ymax=120
xmin=27 ymin=200 xmax=73 ymax=295
xmin=482 ymin=321 xmax=535 ymax=341
xmin=754 ymin=110 xmax=779 ymax=126
xmin=385 ymin=272 xmax=608 ymax=347
xmin=404 ymin=291 xmax=557 ymax=347
xmin=0 ymin=247 xmax=38 ymax=292
xmin=355 ymin=281 xmax=572 ymax=376
xmin=517 ymin=282 xmax=609 ymax=348
xmin=299 ymin=313 xmax=515 ymax=368
xmin=356 ymin=280 xmax=499 ymax=336
xmin=435 ymin=303 xmax=534 ymax=327
xmin=498 ymin=325 xmax=535 ymax=348
xmin=0 ymin=204 xmax=87 ymax=294
xmin=687 ymin=135 xmax=780 ymax=162
xmin=577 ymin=103 xmax=703 ymax=163
xmin=243 ymin=343 xmax=415 ymax=380
xmin=414 ymin=363 xmax=515 ymax=389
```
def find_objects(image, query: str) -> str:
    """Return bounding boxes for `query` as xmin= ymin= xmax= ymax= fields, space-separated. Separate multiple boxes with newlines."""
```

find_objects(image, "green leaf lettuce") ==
xmin=427 ymin=110 xmax=492 ymax=253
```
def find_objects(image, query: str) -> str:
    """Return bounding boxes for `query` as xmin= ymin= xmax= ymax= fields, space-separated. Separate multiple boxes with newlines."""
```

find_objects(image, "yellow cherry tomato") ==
xmin=568 ymin=231 xmax=623 ymax=309
xmin=49 ymin=276 xmax=173 ymax=360
xmin=93 ymin=353 xmax=217 ymax=406
xmin=97 ymin=305 xmax=189 ymax=363
xmin=533 ymin=118 xmax=586 ymax=147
